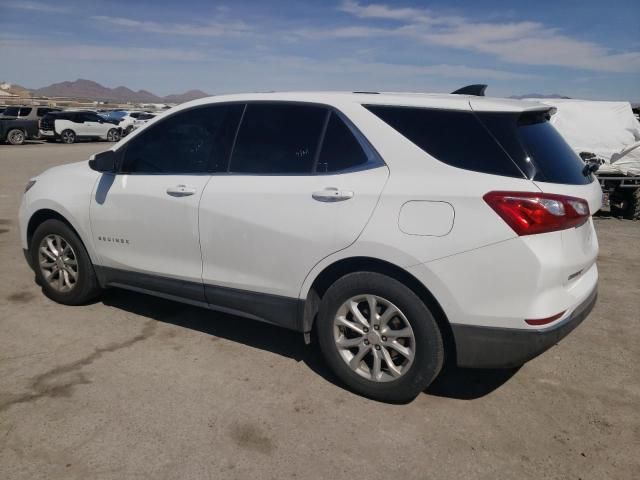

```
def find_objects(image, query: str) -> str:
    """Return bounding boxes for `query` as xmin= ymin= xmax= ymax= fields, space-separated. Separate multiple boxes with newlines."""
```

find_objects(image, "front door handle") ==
xmin=312 ymin=187 xmax=354 ymax=203
xmin=166 ymin=185 xmax=197 ymax=197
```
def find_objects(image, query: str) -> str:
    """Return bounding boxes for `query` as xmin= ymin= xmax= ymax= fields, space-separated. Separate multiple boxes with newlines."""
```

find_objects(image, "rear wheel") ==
xmin=30 ymin=219 xmax=101 ymax=305
xmin=6 ymin=129 xmax=26 ymax=145
xmin=317 ymin=272 xmax=444 ymax=403
xmin=60 ymin=129 xmax=76 ymax=144
xmin=106 ymin=128 xmax=120 ymax=142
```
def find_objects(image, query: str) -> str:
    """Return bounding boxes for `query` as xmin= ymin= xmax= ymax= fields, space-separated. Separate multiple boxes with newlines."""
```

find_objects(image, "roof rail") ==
xmin=451 ymin=84 xmax=487 ymax=96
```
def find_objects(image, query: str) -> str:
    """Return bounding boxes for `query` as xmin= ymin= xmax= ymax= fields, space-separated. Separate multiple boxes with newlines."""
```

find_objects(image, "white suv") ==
xmin=19 ymin=92 xmax=600 ymax=402
xmin=40 ymin=111 xmax=121 ymax=144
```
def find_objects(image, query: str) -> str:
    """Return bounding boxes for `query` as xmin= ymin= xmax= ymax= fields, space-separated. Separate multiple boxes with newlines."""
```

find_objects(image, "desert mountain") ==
xmin=30 ymin=79 xmax=209 ymax=103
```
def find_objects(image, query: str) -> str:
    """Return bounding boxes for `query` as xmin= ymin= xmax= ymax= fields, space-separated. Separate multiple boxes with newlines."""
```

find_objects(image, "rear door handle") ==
xmin=312 ymin=187 xmax=354 ymax=202
xmin=166 ymin=184 xmax=197 ymax=197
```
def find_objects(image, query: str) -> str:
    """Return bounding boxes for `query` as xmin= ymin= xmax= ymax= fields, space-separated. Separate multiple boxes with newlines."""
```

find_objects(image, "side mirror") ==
xmin=89 ymin=150 xmax=117 ymax=172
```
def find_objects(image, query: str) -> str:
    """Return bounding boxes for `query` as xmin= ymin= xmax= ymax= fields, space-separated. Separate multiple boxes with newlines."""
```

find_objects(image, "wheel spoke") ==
xmin=335 ymin=315 xmax=365 ymax=335
xmin=381 ymin=326 xmax=412 ymax=339
xmin=336 ymin=335 xmax=363 ymax=348
xmin=46 ymin=237 xmax=58 ymax=256
xmin=65 ymin=267 xmax=78 ymax=280
xmin=40 ymin=246 xmax=56 ymax=262
xmin=379 ymin=306 xmax=399 ymax=329
xmin=386 ymin=339 xmax=412 ymax=359
xmin=349 ymin=301 xmax=370 ymax=328
xmin=366 ymin=295 xmax=379 ymax=326
xmin=349 ymin=344 xmax=371 ymax=370
xmin=380 ymin=347 xmax=402 ymax=378
xmin=371 ymin=349 xmax=383 ymax=381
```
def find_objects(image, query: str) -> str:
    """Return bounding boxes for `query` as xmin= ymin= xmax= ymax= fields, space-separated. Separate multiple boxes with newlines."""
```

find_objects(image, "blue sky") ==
xmin=0 ymin=0 xmax=639 ymax=99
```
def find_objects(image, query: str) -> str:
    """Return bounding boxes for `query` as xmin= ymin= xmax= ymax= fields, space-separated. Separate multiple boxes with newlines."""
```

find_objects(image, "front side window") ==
xmin=230 ymin=103 xmax=327 ymax=174
xmin=2 ymin=107 xmax=19 ymax=117
xmin=121 ymin=104 xmax=243 ymax=174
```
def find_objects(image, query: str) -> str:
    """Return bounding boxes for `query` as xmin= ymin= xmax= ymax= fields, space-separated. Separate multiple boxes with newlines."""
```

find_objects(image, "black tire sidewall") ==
xmin=30 ymin=219 xmax=99 ymax=305
xmin=317 ymin=272 xmax=444 ymax=403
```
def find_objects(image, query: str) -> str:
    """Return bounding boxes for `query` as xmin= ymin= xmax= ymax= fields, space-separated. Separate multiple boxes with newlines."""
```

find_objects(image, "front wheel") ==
xmin=30 ymin=219 xmax=101 ymax=305
xmin=6 ymin=128 xmax=26 ymax=145
xmin=317 ymin=272 xmax=444 ymax=403
xmin=106 ymin=128 xmax=120 ymax=142
xmin=60 ymin=129 xmax=76 ymax=144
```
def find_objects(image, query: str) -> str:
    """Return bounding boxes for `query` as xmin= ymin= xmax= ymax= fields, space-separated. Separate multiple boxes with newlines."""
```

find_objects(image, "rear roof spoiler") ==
xmin=451 ymin=84 xmax=487 ymax=96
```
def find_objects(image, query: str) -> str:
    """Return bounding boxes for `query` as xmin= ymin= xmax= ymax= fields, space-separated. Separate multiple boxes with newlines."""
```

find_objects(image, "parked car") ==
xmin=118 ymin=111 xmax=152 ymax=136
xmin=0 ymin=106 xmax=61 ymax=120
xmin=39 ymin=111 xmax=121 ymax=144
xmin=131 ymin=112 xmax=157 ymax=131
xmin=18 ymin=92 xmax=600 ymax=402
xmin=0 ymin=106 xmax=62 ymax=144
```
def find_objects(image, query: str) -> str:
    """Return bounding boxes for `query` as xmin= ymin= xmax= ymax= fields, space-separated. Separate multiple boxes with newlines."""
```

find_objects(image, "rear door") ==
xmin=198 ymin=103 xmax=388 ymax=328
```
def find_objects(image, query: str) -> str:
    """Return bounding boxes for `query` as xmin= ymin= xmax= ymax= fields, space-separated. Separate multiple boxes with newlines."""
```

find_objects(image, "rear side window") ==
xmin=317 ymin=112 xmax=370 ymax=173
xmin=121 ymin=104 xmax=243 ymax=174
xmin=230 ymin=103 xmax=327 ymax=174
xmin=2 ymin=107 xmax=19 ymax=116
xmin=476 ymin=112 xmax=592 ymax=185
xmin=365 ymin=105 xmax=524 ymax=178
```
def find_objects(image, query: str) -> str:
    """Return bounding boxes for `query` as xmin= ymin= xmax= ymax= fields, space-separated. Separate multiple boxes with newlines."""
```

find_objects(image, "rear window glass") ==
xmin=365 ymin=105 xmax=524 ymax=178
xmin=230 ymin=103 xmax=327 ymax=174
xmin=476 ymin=112 xmax=592 ymax=185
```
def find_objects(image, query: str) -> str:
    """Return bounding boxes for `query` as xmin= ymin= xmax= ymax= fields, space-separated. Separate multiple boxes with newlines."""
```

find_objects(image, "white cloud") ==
xmin=0 ymin=0 xmax=68 ymax=13
xmin=0 ymin=39 xmax=207 ymax=62
xmin=91 ymin=15 xmax=251 ymax=37
xmin=329 ymin=1 xmax=640 ymax=73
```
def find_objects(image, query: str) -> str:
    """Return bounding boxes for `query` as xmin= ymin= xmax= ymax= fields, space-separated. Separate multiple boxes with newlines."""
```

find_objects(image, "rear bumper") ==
xmin=451 ymin=285 xmax=597 ymax=368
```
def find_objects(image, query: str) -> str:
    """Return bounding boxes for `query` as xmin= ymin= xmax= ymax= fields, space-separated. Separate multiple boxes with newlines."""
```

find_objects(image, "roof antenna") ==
xmin=451 ymin=84 xmax=487 ymax=96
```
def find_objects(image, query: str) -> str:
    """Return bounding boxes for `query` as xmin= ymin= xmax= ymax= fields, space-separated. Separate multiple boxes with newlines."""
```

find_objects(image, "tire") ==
xmin=106 ymin=128 xmax=121 ymax=142
xmin=60 ymin=129 xmax=76 ymax=144
xmin=623 ymin=188 xmax=640 ymax=220
xmin=124 ymin=125 xmax=133 ymax=136
xmin=317 ymin=272 xmax=444 ymax=403
xmin=30 ymin=219 xmax=101 ymax=305
xmin=6 ymin=128 xmax=26 ymax=145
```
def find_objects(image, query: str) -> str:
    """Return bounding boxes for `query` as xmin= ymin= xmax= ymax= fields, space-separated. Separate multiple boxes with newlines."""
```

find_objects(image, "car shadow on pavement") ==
xmin=101 ymin=288 xmax=518 ymax=401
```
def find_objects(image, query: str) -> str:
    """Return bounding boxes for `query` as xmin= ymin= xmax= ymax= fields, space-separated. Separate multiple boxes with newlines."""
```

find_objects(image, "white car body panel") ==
xmin=89 ymin=173 xmax=211 ymax=281
xmin=199 ymin=167 xmax=388 ymax=298
xmin=18 ymin=91 xmax=600 ymax=359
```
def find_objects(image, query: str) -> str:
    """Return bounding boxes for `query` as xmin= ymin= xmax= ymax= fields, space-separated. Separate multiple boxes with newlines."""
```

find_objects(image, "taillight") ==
xmin=483 ymin=191 xmax=590 ymax=236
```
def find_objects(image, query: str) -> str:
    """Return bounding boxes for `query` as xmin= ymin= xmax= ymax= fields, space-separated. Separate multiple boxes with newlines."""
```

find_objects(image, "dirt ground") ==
xmin=1 ymin=142 xmax=639 ymax=480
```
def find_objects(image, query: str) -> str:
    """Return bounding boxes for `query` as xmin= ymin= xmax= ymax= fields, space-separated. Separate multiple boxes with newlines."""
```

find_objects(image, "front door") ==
xmin=89 ymin=104 xmax=244 ymax=302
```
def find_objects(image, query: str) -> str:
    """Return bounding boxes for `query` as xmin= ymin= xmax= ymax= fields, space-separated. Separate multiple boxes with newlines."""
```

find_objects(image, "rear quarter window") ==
xmin=365 ymin=105 xmax=524 ymax=178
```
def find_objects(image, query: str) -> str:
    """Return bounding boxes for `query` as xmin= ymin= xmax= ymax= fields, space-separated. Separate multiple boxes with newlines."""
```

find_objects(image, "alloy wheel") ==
xmin=333 ymin=294 xmax=416 ymax=382
xmin=38 ymin=234 xmax=79 ymax=292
